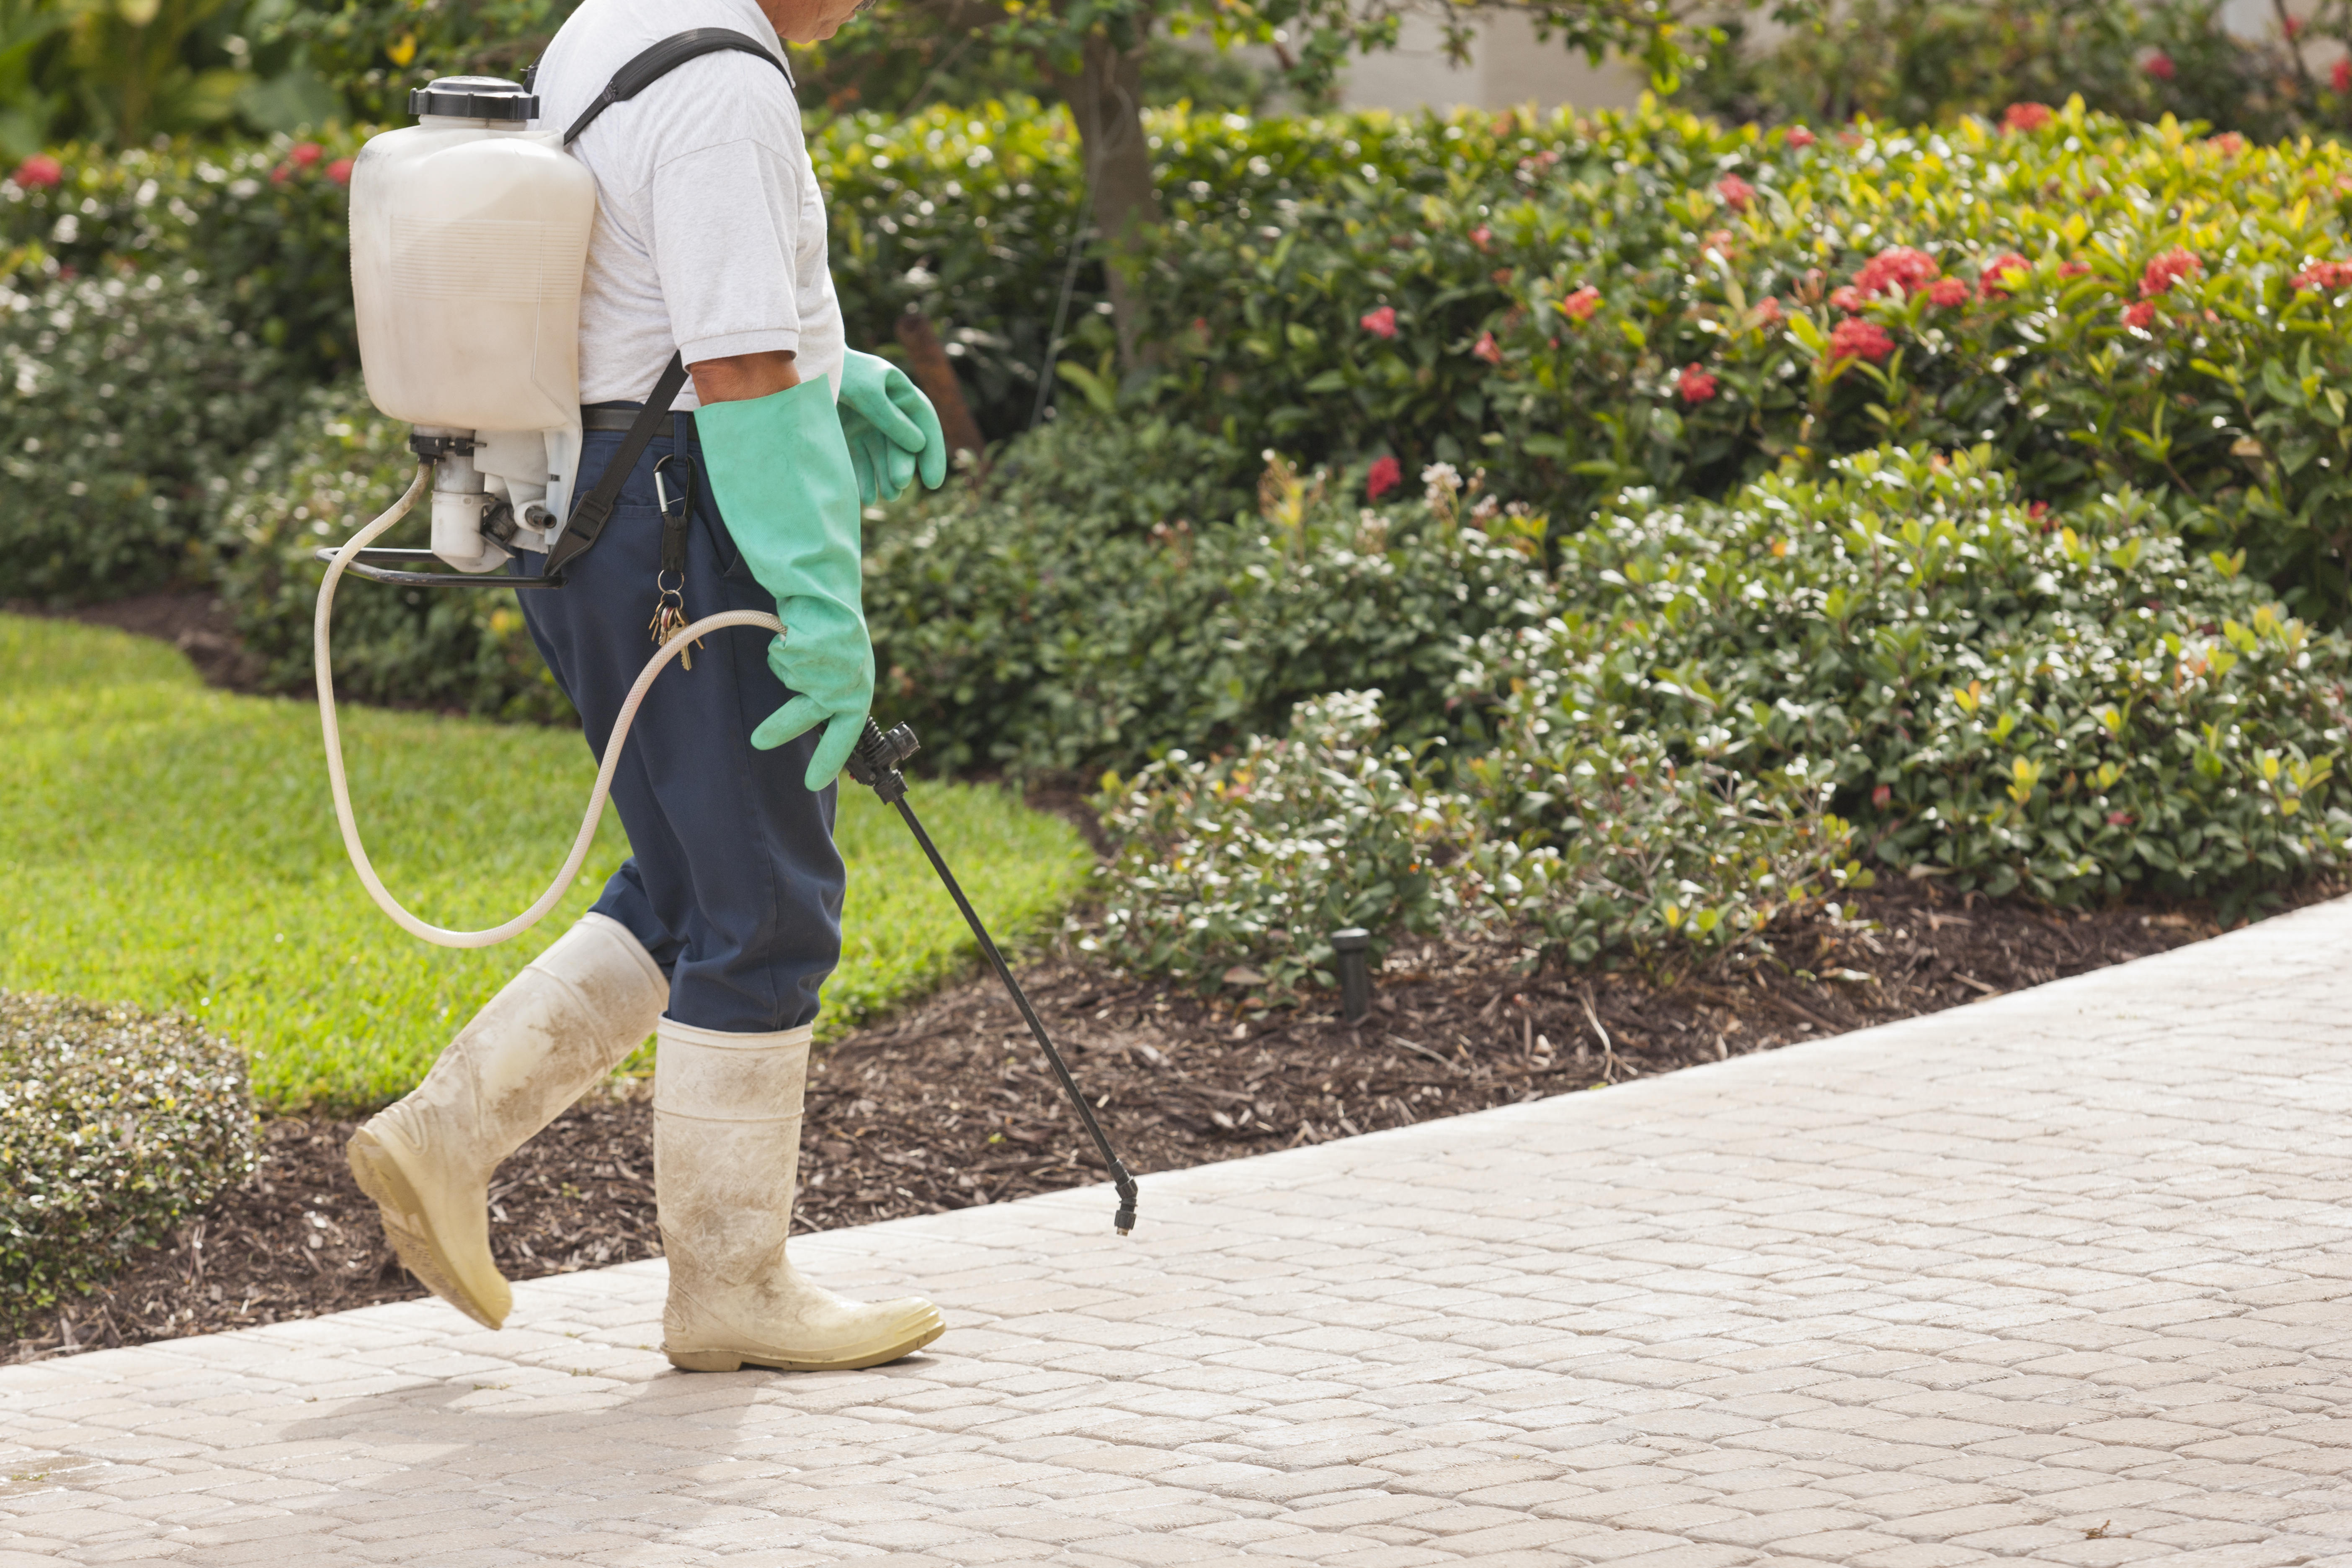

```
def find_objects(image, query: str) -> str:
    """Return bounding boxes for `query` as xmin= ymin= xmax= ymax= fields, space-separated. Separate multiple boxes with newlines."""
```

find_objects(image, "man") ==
xmin=344 ymin=0 xmax=952 ymax=1373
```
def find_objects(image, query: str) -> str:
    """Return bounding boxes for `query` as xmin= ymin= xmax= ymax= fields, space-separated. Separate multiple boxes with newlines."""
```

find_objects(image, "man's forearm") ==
xmin=691 ymin=349 xmax=799 ymax=405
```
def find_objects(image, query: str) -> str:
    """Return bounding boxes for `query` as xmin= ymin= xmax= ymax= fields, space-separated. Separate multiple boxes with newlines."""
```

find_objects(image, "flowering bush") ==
xmin=0 ymin=134 xmax=363 ymax=384
xmin=1129 ymin=97 xmax=2352 ymax=620
xmin=32 ymin=101 xmax=2352 ymax=623
xmin=0 ymin=269 xmax=284 ymax=601
xmin=0 ymin=990 xmax=258 ymax=1336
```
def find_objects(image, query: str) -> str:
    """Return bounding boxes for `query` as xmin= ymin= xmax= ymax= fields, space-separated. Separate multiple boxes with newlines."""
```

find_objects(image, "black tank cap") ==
xmin=409 ymin=75 xmax=539 ymax=121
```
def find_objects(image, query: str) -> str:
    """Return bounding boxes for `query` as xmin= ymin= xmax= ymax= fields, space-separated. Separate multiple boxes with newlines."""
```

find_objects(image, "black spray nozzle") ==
xmin=848 ymin=717 xmax=1139 ymax=1237
xmin=847 ymin=719 xmax=920 ymax=802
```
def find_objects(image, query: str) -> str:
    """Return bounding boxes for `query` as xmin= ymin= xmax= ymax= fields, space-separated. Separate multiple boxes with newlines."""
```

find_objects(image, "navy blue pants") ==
xmin=518 ymin=420 xmax=844 ymax=1034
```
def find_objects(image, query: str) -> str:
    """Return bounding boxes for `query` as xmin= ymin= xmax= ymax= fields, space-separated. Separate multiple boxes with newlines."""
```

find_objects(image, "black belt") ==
xmin=583 ymin=403 xmax=694 ymax=434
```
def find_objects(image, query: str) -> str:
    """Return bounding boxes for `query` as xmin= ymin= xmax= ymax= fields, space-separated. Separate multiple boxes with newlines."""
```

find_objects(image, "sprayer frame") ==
xmin=314 ymin=547 xmax=569 ymax=588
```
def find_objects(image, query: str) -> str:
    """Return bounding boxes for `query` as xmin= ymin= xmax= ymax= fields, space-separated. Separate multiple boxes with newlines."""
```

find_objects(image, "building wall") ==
xmin=1326 ymin=0 xmax=2302 ymax=117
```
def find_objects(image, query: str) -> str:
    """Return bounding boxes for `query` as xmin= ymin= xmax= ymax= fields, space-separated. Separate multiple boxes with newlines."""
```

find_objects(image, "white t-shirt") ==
xmin=530 ymin=0 xmax=845 ymax=410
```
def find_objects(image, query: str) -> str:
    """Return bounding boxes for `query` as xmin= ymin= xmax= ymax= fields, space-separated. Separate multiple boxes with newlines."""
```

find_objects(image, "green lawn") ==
xmin=0 ymin=615 xmax=1091 ymax=1110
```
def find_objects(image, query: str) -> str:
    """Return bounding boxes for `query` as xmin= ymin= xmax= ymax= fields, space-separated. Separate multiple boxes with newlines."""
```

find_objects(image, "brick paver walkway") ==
xmin=9 ymin=900 xmax=2352 ymax=1566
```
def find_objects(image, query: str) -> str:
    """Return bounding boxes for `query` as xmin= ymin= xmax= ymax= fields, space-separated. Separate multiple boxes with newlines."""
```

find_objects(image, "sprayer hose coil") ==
xmin=315 ymin=461 xmax=784 ymax=949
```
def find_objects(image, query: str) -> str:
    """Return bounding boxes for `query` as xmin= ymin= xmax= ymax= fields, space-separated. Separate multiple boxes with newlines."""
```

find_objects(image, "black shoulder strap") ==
xmin=562 ymin=28 xmax=793 ymax=146
xmin=544 ymin=353 xmax=691 ymax=579
xmin=542 ymin=28 xmax=789 ymax=577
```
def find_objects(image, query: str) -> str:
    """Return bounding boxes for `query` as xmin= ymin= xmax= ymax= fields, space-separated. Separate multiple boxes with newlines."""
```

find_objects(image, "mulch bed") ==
xmin=10 ymin=874 xmax=2315 ymax=1364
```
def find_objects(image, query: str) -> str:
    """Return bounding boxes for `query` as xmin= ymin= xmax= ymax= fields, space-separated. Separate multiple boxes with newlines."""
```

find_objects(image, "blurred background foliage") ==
xmin=1683 ymin=0 xmax=2352 ymax=142
xmin=23 ymin=0 xmax=2352 ymax=170
xmin=0 ymin=0 xmax=1279 ymax=158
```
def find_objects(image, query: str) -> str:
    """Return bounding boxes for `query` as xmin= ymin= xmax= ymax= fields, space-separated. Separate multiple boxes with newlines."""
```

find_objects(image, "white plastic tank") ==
xmin=349 ymin=76 xmax=594 ymax=433
xmin=348 ymin=75 xmax=596 ymax=570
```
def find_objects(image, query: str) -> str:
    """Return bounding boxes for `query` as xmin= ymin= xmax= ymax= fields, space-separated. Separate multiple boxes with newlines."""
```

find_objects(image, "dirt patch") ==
xmin=8 ymin=875 xmax=2318 ymax=1364
xmin=5 ymin=589 xmax=265 ymax=692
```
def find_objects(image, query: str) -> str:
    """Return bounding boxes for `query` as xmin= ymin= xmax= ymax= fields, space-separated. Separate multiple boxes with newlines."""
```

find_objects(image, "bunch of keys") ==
xmin=649 ymin=451 xmax=703 ymax=669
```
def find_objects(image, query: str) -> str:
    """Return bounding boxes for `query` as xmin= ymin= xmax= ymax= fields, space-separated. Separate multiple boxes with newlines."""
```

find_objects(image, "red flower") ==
xmin=1754 ymin=297 xmax=1783 ymax=327
xmin=2107 ymin=810 xmax=2134 ymax=826
xmin=1978 ymin=252 xmax=2032 ymax=297
xmin=2336 ymin=58 xmax=2351 ymax=93
xmin=2060 ymin=259 xmax=2092 ymax=278
xmin=1828 ymin=317 xmax=1895 ymax=364
xmin=270 ymin=164 xmax=290 ymax=185
xmin=1871 ymin=784 xmax=1893 ymax=807
xmin=11 ymin=154 xmax=60 ymax=188
xmin=1366 ymin=455 xmax=1402 ymax=501
xmin=1854 ymin=245 xmax=1939 ymax=299
xmin=2004 ymin=102 xmax=2054 ymax=133
xmin=2124 ymin=299 xmax=2159 ymax=330
xmin=1928 ymin=276 xmax=1969 ymax=308
xmin=1829 ymin=285 xmax=1865 ymax=313
xmin=2293 ymin=259 xmax=2352 ymax=291
xmin=1715 ymin=175 xmax=1755 ymax=211
xmin=2139 ymin=248 xmax=2200 ymax=298
xmin=1471 ymin=330 xmax=1502 ymax=365
xmin=290 ymin=141 xmax=323 ymax=167
xmin=328 ymin=157 xmax=354 ymax=187
xmin=1359 ymin=306 xmax=1398 ymax=339
xmin=1785 ymin=126 xmax=1817 ymax=150
xmin=1557 ymin=285 xmax=1600 ymax=322
xmin=1676 ymin=363 xmax=1719 ymax=403
xmin=2144 ymin=51 xmax=2176 ymax=81
xmin=2209 ymin=132 xmax=2246 ymax=157
xmin=2028 ymin=501 xmax=2052 ymax=529
xmin=1469 ymin=225 xmax=1492 ymax=250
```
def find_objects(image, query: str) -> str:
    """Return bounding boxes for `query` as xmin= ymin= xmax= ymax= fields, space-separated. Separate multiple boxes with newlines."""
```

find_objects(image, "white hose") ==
xmin=315 ymin=462 xmax=785 ymax=948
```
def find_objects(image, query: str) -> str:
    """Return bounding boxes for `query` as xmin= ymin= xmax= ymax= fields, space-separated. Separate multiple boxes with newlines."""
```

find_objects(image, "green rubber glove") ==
xmin=695 ymin=379 xmax=872 ymax=790
xmin=837 ymin=347 xmax=948 ymax=506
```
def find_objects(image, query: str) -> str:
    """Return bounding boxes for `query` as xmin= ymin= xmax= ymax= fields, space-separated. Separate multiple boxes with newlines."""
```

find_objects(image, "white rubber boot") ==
xmin=655 ymin=1016 xmax=944 ymax=1372
xmin=347 ymin=913 xmax=667 ymax=1329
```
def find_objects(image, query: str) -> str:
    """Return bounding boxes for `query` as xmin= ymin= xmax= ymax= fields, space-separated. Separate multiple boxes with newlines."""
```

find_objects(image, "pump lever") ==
xmin=848 ymin=718 xmax=1140 ymax=1235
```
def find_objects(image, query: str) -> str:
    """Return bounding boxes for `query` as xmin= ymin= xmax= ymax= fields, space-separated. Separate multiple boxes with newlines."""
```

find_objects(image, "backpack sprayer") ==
xmin=315 ymin=48 xmax=1138 ymax=1234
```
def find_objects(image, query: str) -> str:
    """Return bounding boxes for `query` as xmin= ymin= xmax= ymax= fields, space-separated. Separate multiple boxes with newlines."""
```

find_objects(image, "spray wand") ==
xmin=847 ymin=720 xmax=1140 ymax=1236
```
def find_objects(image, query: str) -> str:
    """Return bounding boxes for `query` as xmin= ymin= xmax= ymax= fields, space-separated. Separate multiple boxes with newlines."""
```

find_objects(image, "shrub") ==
xmin=205 ymin=376 xmax=573 ymax=721
xmin=0 ymin=135 xmax=363 ymax=383
xmin=1087 ymin=686 xmax=1870 ymax=995
xmin=0 ymin=268 xmax=286 ymax=602
xmin=1087 ymin=690 xmax=1483 ymax=995
xmin=1130 ymin=100 xmax=2352 ymax=619
xmin=0 ymin=990 xmax=258 ymax=1336
xmin=0 ymin=102 xmax=1678 ymax=443
xmin=867 ymin=421 xmax=1547 ymax=776
xmin=1460 ymin=445 xmax=2352 ymax=906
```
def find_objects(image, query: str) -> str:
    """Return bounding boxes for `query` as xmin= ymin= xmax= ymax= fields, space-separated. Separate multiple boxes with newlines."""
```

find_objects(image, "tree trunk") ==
xmin=893 ymin=309 xmax=988 ymax=476
xmin=1050 ymin=26 xmax=1158 ymax=371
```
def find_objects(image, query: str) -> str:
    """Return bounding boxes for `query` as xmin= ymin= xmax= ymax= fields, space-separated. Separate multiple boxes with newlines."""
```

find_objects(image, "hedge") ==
xmin=1131 ymin=99 xmax=2352 ymax=621
xmin=0 ymin=990 xmax=258 ymax=1336
xmin=1087 ymin=446 xmax=2352 ymax=991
